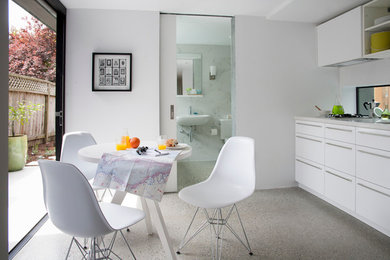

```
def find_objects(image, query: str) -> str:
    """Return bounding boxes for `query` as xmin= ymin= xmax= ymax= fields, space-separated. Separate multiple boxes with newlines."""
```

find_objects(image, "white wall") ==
xmin=0 ymin=0 xmax=9 ymax=256
xmin=65 ymin=9 xmax=160 ymax=143
xmin=340 ymin=59 xmax=390 ymax=87
xmin=235 ymin=16 xmax=339 ymax=189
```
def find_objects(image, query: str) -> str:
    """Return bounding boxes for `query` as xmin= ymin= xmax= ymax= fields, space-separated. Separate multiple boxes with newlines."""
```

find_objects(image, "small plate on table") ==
xmin=166 ymin=143 xmax=188 ymax=150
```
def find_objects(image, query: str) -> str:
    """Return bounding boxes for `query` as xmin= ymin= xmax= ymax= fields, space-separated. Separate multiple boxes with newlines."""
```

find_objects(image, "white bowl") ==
xmin=317 ymin=110 xmax=331 ymax=117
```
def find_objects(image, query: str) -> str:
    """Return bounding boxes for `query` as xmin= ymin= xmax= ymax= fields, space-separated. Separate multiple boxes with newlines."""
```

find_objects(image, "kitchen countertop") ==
xmin=295 ymin=116 xmax=390 ymax=131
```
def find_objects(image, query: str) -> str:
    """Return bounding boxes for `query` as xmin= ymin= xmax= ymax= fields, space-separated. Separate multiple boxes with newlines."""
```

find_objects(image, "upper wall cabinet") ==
xmin=317 ymin=7 xmax=363 ymax=67
xmin=317 ymin=0 xmax=390 ymax=67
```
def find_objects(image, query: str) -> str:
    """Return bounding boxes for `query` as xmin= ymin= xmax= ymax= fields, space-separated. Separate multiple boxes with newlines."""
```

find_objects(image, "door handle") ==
xmin=55 ymin=111 xmax=63 ymax=127
xmin=296 ymin=122 xmax=322 ymax=128
xmin=325 ymin=142 xmax=353 ymax=150
xmin=325 ymin=126 xmax=352 ymax=132
xmin=325 ymin=170 xmax=352 ymax=182
xmin=296 ymin=135 xmax=322 ymax=143
xmin=357 ymin=149 xmax=390 ymax=159
xmin=357 ymin=183 xmax=390 ymax=198
xmin=357 ymin=131 xmax=390 ymax=138
xmin=170 ymin=105 xmax=174 ymax=120
xmin=296 ymin=159 xmax=322 ymax=170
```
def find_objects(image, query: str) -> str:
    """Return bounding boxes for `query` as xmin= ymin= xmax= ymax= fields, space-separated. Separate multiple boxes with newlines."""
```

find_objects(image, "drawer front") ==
xmin=325 ymin=167 xmax=355 ymax=211
xmin=324 ymin=124 xmax=355 ymax=144
xmin=296 ymin=121 xmax=324 ymax=138
xmin=356 ymin=146 xmax=390 ymax=189
xmin=325 ymin=139 xmax=355 ymax=175
xmin=356 ymin=127 xmax=390 ymax=151
xmin=356 ymin=179 xmax=390 ymax=232
xmin=296 ymin=135 xmax=324 ymax=164
xmin=296 ymin=157 xmax=324 ymax=194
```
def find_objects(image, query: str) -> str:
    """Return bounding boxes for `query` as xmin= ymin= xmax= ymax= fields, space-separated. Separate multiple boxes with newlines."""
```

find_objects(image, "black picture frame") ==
xmin=92 ymin=52 xmax=132 ymax=91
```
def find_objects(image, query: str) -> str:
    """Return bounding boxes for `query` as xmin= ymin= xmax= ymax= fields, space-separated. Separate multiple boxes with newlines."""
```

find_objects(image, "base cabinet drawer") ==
xmin=356 ymin=128 xmax=390 ymax=151
xmin=296 ymin=121 xmax=324 ymax=138
xmin=325 ymin=124 xmax=355 ymax=144
xmin=325 ymin=168 xmax=355 ymax=211
xmin=296 ymin=135 xmax=324 ymax=164
xmin=356 ymin=179 xmax=390 ymax=232
xmin=356 ymin=146 xmax=390 ymax=189
xmin=325 ymin=140 xmax=355 ymax=175
xmin=296 ymin=157 xmax=324 ymax=194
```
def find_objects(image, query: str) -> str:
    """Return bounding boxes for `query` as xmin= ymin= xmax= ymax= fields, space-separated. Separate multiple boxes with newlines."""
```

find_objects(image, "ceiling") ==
xmin=59 ymin=0 xmax=370 ymax=24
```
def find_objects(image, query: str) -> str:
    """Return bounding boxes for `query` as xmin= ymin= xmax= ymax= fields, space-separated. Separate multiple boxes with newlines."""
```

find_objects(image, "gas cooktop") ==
xmin=327 ymin=114 xmax=365 ymax=118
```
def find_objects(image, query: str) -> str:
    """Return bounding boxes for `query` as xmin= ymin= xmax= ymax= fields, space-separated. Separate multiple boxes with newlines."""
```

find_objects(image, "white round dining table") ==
xmin=78 ymin=142 xmax=192 ymax=163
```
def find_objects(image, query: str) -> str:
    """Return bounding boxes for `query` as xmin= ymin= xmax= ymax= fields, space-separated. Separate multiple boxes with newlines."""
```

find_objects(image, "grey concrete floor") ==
xmin=14 ymin=188 xmax=390 ymax=259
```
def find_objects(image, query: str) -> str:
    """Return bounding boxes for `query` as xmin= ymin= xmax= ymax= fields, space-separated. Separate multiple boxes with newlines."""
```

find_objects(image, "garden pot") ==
xmin=8 ymin=135 xmax=27 ymax=172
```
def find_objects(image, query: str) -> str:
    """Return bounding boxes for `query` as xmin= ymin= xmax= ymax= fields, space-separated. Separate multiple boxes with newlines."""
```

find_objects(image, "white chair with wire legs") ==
xmin=177 ymin=136 xmax=256 ymax=259
xmin=38 ymin=160 xmax=145 ymax=259
xmin=61 ymin=131 xmax=112 ymax=201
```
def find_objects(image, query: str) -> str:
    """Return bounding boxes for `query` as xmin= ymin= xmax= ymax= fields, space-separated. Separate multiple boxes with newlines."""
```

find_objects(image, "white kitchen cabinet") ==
xmin=356 ymin=145 xmax=390 ymax=189
xmin=325 ymin=139 xmax=355 ymax=176
xmin=325 ymin=167 xmax=355 ymax=211
xmin=317 ymin=7 xmax=363 ymax=66
xmin=296 ymin=134 xmax=324 ymax=164
xmin=356 ymin=178 xmax=390 ymax=232
xmin=296 ymin=117 xmax=390 ymax=237
xmin=296 ymin=157 xmax=324 ymax=194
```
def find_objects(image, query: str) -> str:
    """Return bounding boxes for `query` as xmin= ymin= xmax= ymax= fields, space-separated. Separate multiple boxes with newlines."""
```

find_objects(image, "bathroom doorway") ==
xmin=175 ymin=15 xmax=234 ymax=190
xmin=160 ymin=14 xmax=234 ymax=191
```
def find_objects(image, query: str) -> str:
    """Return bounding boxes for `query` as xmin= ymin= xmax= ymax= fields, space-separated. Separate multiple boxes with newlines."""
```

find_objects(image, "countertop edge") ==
xmin=295 ymin=116 xmax=390 ymax=130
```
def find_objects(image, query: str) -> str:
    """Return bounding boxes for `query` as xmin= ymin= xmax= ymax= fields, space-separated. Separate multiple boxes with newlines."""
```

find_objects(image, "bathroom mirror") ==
xmin=176 ymin=53 xmax=202 ymax=95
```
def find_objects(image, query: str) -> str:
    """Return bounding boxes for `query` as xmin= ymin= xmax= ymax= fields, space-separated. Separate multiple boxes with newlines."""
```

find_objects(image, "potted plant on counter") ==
xmin=8 ymin=101 xmax=43 ymax=172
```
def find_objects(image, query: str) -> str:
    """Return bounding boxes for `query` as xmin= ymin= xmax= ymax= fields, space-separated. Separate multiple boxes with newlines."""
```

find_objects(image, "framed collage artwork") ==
xmin=92 ymin=52 xmax=132 ymax=91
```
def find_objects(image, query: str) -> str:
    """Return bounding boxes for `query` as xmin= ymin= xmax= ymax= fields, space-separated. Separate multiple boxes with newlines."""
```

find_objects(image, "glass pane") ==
xmin=8 ymin=0 xmax=56 ymax=251
xmin=175 ymin=15 xmax=233 ymax=190
xmin=357 ymin=85 xmax=390 ymax=116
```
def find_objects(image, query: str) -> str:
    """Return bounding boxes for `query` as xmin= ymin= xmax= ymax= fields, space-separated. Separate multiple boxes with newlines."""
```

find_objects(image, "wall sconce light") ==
xmin=209 ymin=65 xmax=216 ymax=80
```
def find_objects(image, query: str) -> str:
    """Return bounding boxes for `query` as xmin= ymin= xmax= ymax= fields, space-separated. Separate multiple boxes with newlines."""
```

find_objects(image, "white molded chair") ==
xmin=60 ymin=131 xmax=98 ymax=180
xmin=61 ymin=131 xmax=111 ymax=200
xmin=39 ymin=160 xmax=145 ymax=259
xmin=177 ymin=136 xmax=255 ymax=259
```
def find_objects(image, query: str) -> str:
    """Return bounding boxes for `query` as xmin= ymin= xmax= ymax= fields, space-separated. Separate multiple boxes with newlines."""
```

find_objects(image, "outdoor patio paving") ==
xmin=8 ymin=165 xmax=46 ymax=250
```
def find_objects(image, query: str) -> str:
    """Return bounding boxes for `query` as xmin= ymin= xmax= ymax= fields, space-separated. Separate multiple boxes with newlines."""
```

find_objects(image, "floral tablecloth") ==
xmin=93 ymin=149 xmax=181 ymax=201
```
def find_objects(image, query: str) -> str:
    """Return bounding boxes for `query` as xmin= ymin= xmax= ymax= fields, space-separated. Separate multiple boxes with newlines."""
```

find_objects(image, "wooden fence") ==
xmin=8 ymin=74 xmax=56 ymax=147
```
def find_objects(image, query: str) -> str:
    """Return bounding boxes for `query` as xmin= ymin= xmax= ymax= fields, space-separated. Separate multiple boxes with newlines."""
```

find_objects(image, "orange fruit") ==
xmin=130 ymin=137 xmax=140 ymax=148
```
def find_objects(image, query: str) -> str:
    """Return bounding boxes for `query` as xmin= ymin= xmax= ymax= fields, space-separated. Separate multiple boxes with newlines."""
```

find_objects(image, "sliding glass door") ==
xmin=8 ymin=0 xmax=65 ymax=256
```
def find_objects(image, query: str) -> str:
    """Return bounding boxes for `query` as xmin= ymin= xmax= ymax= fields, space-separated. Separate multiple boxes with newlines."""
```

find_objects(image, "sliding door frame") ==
xmin=46 ymin=0 xmax=66 ymax=159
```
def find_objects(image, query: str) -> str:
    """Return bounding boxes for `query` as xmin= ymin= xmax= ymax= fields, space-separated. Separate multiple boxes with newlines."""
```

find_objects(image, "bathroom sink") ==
xmin=176 ymin=115 xmax=210 ymax=126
